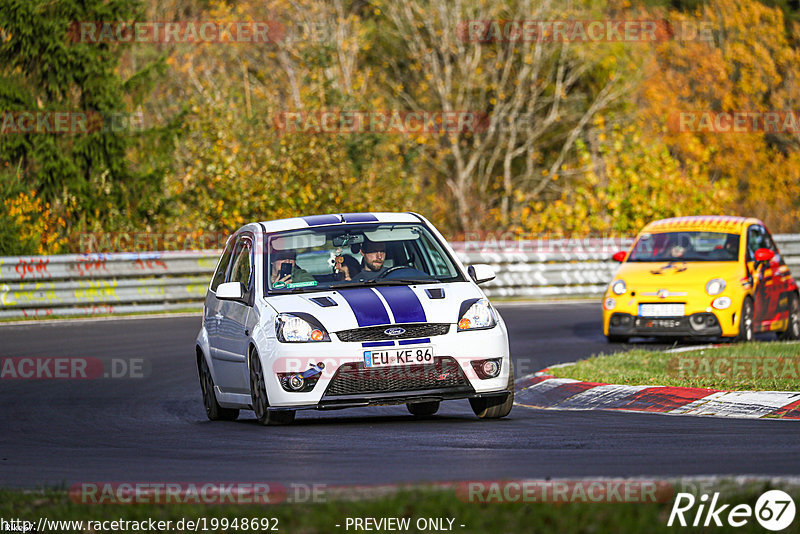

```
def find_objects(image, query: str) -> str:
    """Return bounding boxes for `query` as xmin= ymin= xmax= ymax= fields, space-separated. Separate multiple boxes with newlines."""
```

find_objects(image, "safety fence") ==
xmin=2 ymin=235 xmax=800 ymax=318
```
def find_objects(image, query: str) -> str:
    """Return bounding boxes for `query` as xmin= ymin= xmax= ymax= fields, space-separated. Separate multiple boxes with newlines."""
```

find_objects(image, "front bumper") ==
xmin=262 ymin=322 xmax=511 ymax=408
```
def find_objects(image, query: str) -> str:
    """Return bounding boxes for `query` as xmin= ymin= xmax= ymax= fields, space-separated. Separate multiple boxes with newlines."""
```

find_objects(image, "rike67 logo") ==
xmin=668 ymin=490 xmax=796 ymax=531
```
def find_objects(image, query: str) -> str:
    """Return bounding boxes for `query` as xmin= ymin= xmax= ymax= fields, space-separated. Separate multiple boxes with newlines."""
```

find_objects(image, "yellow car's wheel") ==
xmin=736 ymin=298 xmax=755 ymax=342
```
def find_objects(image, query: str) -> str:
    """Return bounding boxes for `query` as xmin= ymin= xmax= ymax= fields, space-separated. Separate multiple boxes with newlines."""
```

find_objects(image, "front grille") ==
xmin=335 ymin=323 xmax=450 ymax=342
xmin=323 ymin=356 xmax=469 ymax=397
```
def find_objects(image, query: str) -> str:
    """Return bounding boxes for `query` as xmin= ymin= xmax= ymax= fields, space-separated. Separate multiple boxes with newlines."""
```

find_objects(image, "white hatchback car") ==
xmin=195 ymin=212 xmax=513 ymax=425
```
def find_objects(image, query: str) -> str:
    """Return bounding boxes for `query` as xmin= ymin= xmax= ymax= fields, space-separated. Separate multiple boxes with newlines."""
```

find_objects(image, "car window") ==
xmin=210 ymin=237 xmax=235 ymax=292
xmin=746 ymin=225 xmax=768 ymax=261
xmin=228 ymin=236 xmax=253 ymax=290
xmin=628 ymin=231 xmax=740 ymax=262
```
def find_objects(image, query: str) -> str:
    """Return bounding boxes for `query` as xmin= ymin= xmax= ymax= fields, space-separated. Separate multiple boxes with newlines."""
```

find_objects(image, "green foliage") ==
xmin=0 ymin=0 xmax=179 ymax=252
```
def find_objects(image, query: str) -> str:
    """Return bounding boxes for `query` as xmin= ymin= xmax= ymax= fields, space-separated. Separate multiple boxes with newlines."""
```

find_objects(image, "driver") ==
xmin=335 ymin=238 xmax=388 ymax=280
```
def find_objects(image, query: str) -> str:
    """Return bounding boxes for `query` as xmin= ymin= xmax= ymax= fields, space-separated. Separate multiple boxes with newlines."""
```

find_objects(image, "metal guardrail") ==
xmin=2 ymin=235 xmax=800 ymax=318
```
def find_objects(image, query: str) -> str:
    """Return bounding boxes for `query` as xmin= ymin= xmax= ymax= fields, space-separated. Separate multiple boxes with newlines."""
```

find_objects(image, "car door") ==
xmin=746 ymin=224 xmax=780 ymax=329
xmin=213 ymin=233 xmax=254 ymax=394
xmin=206 ymin=237 xmax=236 ymax=360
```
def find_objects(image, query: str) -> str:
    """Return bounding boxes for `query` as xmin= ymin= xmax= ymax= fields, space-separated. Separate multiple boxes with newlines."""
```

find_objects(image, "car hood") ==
xmin=613 ymin=261 xmax=744 ymax=291
xmin=264 ymin=282 xmax=485 ymax=332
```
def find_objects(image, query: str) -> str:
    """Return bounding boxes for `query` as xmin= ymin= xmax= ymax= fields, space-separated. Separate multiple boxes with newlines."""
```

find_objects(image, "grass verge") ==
xmin=548 ymin=341 xmax=800 ymax=391
xmin=2 ymin=481 xmax=797 ymax=534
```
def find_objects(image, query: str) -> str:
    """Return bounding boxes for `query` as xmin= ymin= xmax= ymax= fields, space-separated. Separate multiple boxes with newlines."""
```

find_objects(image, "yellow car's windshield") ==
xmin=628 ymin=231 xmax=740 ymax=262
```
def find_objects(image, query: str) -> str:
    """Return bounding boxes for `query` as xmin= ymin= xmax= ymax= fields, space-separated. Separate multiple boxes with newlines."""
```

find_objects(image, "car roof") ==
xmin=640 ymin=215 xmax=764 ymax=234
xmin=253 ymin=212 xmax=424 ymax=233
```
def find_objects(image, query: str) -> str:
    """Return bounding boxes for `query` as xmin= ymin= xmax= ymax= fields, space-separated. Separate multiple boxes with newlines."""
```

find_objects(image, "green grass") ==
xmin=548 ymin=342 xmax=800 ymax=391
xmin=1 ymin=482 xmax=797 ymax=534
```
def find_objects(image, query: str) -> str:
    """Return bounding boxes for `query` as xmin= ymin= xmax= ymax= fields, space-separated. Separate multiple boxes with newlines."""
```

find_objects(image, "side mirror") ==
xmin=216 ymin=281 xmax=244 ymax=300
xmin=468 ymin=264 xmax=496 ymax=284
xmin=612 ymin=251 xmax=627 ymax=262
xmin=754 ymin=248 xmax=775 ymax=262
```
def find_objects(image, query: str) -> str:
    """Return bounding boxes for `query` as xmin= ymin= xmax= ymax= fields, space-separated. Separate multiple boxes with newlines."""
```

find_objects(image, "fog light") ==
xmin=481 ymin=360 xmax=500 ymax=378
xmin=712 ymin=296 xmax=731 ymax=310
xmin=611 ymin=315 xmax=621 ymax=326
xmin=620 ymin=315 xmax=632 ymax=325
xmin=706 ymin=315 xmax=717 ymax=326
xmin=287 ymin=374 xmax=304 ymax=391
xmin=604 ymin=297 xmax=616 ymax=310
xmin=690 ymin=315 xmax=706 ymax=329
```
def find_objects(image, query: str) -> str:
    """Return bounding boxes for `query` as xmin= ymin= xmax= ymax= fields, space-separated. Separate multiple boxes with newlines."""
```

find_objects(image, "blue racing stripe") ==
xmin=375 ymin=286 xmax=427 ymax=324
xmin=362 ymin=341 xmax=395 ymax=348
xmin=398 ymin=338 xmax=430 ymax=346
xmin=340 ymin=213 xmax=378 ymax=223
xmin=339 ymin=288 xmax=391 ymax=326
xmin=302 ymin=214 xmax=340 ymax=226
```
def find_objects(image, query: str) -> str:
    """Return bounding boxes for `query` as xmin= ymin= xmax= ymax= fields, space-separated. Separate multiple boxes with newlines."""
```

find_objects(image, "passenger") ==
xmin=270 ymin=248 xmax=313 ymax=287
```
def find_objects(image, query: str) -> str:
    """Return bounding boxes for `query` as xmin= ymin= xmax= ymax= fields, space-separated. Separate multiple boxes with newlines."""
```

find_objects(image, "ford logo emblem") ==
xmin=384 ymin=327 xmax=406 ymax=336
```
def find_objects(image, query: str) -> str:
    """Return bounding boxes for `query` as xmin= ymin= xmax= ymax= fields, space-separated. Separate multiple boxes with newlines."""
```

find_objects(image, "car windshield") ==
xmin=265 ymin=223 xmax=464 ymax=293
xmin=628 ymin=231 xmax=740 ymax=262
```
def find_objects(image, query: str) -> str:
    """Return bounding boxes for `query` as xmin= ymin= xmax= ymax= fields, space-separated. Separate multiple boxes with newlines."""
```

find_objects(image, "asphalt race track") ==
xmin=1 ymin=302 xmax=798 ymax=488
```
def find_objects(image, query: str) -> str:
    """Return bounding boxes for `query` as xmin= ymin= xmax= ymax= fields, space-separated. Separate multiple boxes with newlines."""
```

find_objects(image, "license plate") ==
xmin=364 ymin=346 xmax=434 ymax=368
xmin=639 ymin=303 xmax=685 ymax=317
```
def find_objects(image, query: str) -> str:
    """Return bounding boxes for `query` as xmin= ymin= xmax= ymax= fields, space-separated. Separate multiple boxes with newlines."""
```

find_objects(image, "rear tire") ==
xmin=407 ymin=401 xmax=440 ymax=416
xmin=736 ymin=298 xmax=755 ymax=342
xmin=778 ymin=293 xmax=800 ymax=341
xmin=248 ymin=348 xmax=296 ymax=425
xmin=197 ymin=354 xmax=239 ymax=421
xmin=469 ymin=361 xmax=514 ymax=419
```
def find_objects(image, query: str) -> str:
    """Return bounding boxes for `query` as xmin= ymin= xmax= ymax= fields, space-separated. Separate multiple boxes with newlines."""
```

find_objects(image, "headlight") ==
xmin=611 ymin=280 xmax=627 ymax=295
xmin=458 ymin=299 xmax=497 ymax=331
xmin=276 ymin=314 xmax=330 ymax=343
xmin=604 ymin=297 xmax=616 ymax=310
xmin=705 ymin=278 xmax=726 ymax=296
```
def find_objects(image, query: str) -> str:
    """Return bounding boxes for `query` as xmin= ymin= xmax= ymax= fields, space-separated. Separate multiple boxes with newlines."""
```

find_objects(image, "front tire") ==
xmin=778 ymin=293 xmax=800 ymax=341
xmin=469 ymin=361 xmax=514 ymax=419
xmin=248 ymin=348 xmax=295 ymax=425
xmin=407 ymin=401 xmax=440 ymax=416
xmin=736 ymin=298 xmax=755 ymax=342
xmin=197 ymin=354 xmax=239 ymax=421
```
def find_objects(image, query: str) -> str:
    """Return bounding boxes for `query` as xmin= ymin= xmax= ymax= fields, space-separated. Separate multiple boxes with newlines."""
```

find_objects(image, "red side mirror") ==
xmin=754 ymin=248 xmax=775 ymax=262
xmin=612 ymin=251 xmax=627 ymax=262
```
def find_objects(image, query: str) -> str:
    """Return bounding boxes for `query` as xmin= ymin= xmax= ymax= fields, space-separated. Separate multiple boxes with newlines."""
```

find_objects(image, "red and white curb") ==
xmin=514 ymin=374 xmax=800 ymax=419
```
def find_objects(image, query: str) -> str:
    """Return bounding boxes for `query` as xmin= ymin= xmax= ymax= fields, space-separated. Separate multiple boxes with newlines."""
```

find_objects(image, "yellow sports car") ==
xmin=603 ymin=216 xmax=800 ymax=343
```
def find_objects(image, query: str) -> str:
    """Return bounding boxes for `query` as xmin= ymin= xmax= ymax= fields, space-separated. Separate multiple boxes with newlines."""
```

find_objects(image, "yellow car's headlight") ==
xmin=611 ymin=280 xmax=627 ymax=295
xmin=705 ymin=278 xmax=726 ymax=296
